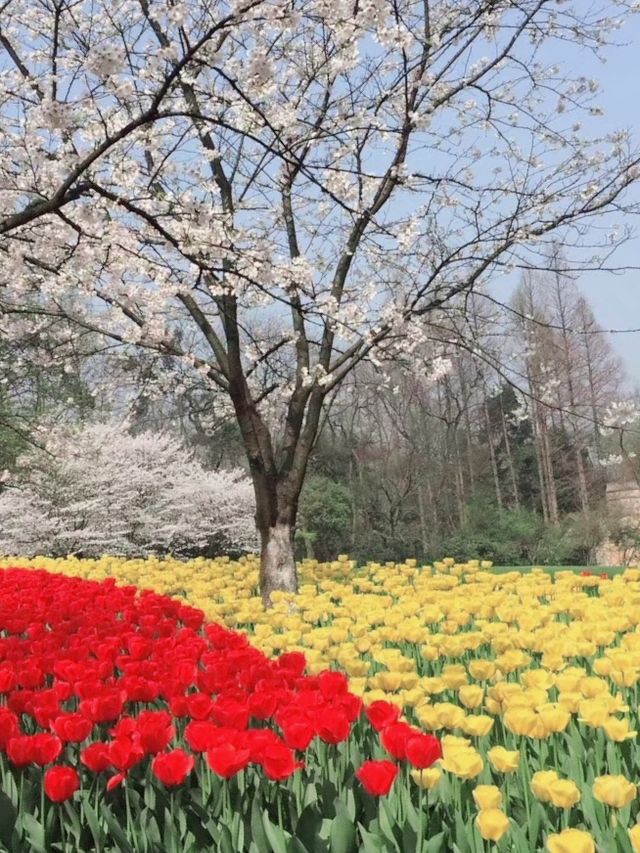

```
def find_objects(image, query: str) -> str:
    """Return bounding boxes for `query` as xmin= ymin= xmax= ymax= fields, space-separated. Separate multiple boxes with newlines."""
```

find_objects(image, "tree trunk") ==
xmin=575 ymin=446 xmax=589 ymax=513
xmin=259 ymin=521 xmax=298 ymax=604
xmin=417 ymin=484 xmax=429 ymax=556
xmin=484 ymin=400 xmax=503 ymax=510
xmin=500 ymin=397 xmax=520 ymax=509
xmin=541 ymin=423 xmax=559 ymax=524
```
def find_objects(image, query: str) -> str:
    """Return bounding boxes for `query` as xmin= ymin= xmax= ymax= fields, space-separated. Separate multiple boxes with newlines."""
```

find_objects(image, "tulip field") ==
xmin=2 ymin=556 xmax=640 ymax=851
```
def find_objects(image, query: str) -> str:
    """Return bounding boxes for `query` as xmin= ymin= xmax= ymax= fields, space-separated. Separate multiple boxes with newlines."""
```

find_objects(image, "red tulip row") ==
xmin=0 ymin=567 xmax=441 ymax=806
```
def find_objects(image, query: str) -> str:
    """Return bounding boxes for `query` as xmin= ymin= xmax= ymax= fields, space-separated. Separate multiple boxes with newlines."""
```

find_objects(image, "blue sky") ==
xmin=556 ymin=14 xmax=640 ymax=379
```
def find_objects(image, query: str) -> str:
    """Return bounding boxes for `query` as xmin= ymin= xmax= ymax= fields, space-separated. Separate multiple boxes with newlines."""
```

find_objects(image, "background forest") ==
xmin=1 ymin=260 xmax=639 ymax=566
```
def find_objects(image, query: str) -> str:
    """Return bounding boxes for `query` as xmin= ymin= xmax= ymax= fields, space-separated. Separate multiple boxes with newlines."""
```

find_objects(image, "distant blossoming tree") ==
xmin=0 ymin=421 xmax=256 ymax=557
xmin=1 ymin=0 xmax=639 ymax=599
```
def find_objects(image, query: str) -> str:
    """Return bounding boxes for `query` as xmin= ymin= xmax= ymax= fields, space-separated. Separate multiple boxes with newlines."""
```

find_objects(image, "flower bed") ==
xmin=0 ymin=566 xmax=441 ymax=852
xmin=4 ymin=557 xmax=640 ymax=850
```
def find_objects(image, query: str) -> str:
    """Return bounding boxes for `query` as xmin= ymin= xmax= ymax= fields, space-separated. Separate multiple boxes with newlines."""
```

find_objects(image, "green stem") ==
xmin=277 ymin=788 xmax=283 ymax=829
xmin=418 ymin=778 xmax=425 ymax=853
xmin=60 ymin=806 xmax=67 ymax=852
xmin=125 ymin=781 xmax=135 ymax=852
xmin=41 ymin=783 xmax=46 ymax=850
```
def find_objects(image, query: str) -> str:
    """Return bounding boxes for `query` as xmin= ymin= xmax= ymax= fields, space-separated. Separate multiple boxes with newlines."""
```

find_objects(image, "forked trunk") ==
xmin=259 ymin=522 xmax=298 ymax=606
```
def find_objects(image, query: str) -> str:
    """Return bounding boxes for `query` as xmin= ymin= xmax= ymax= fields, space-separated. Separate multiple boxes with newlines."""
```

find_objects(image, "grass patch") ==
xmin=490 ymin=564 xmax=624 ymax=576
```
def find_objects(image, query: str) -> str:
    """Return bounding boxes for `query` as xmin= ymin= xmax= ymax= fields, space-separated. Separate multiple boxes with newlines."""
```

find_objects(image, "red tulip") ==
xmin=316 ymin=711 xmax=351 ymax=745
xmin=81 ymin=742 xmax=111 ymax=772
xmin=52 ymin=713 xmax=93 ymax=743
xmin=107 ymin=736 xmax=145 ymax=772
xmin=207 ymin=743 xmax=251 ymax=779
xmin=79 ymin=689 xmax=126 ymax=723
xmin=282 ymin=719 xmax=316 ymax=751
xmin=318 ymin=671 xmax=349 ymax=699
xmin=0 ymin=666 xmax=17 ymax=694
xmin=44 ymin=766 xmax=80 ymax=802
xmin=136 ymin=710 xmax=175 ymax=754
xmin=276 ymin=651 xmax=307 ymax=677
xmin=106 ymin=772 xmax=126 ymax=791
xmin=260 ymin=742 xmax=303 ymax=781
xmin=380 ymin=721 xmax=416 ymax=761
xmin=248 ymin=690 xmax=279 ymax=720
xmin=6 ymin=733 xmax=62 ymax=767
xmin=152 ymin=749 xmax=195 ymax=786
xmin=356 ymin=760 xmax=399 ymax=796
xmin=246 ymin=728 xmax=282 ymax=763
xmin=186 ymin=693 xmax=213 ymax=721
xmin=185 ymin=721 xmax=231 ymax=753
xmin=364 ymin=700 xmax=401 ymax=732
xmin=0 ymin=709 xmax=19 ymax=749
xmin=405 ymin=733 xmax=443 ymax=769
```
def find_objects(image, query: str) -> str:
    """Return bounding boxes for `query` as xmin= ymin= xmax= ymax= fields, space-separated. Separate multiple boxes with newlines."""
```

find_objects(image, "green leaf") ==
xmin=343 ymin=789 xmax=356 ymax=824
xmin=217 ymin=824 xmax=235 ymax=853
xmin=0 ymin=789 xmax=17 ymax=848
xmin=296 ymin=803 xmax=323 ymax=851
xmin=79 ymin=794 xmax=102 ymax=848
xmin=262 ymin=810 xmax=289 ymax=853
xmin=329 ymin=810 xmax=356 ymax=853
xmin=286 ymin=838 xmax=312 ymax=853
xmin=145 ymin=808 xmax=162 ymax=845
xmin=425 ymin=831 xmax=446 ymax=852
xmin=357 ymin=824 xmax=386 ymax=853
xmin=453 ymin=811 xmax=470 ymax=853
xmin=378 ymin=801 xmax=401 ymax=852
xmin=250 ymin=798 xmax=269 ymax=853
xmin=401 ymin=820 xmax=418 ymax=853
xmin=184 ymin=807 xmax=213 ymax=849
xmin=62 ymin=798 xmax=82 ymax=843
xmin=100 ymin=802 xmax=134 ymax=853
xmin=21 ymin=814 xmax=46 ymax=853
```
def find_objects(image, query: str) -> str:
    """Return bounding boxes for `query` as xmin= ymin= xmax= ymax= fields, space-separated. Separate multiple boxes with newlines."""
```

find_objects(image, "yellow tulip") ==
xmin=475 ymin=809 xmax=510 ymax=841
xmin=579 ymin=676 xmax=608 ymax=698
xmin=441 ymin=734 xmax=472 ymax=752
xmin=462 ymin=715 xmax=494 ymax=737
xmin=593 ymin=657 xmax=613 ymax=676
xmin=420 ymin=676 xmax=446 ymax=695
xmin=602 ymin=716 xmax=637 ymax=742
xmin=547 ymin=779 xmax=581 ymax=809
xmin=521 ymin=669 xmax=554 ymax=690
xmin=472 ymin=785 xmax=503 ymax=810
xmin=410 ymin=767 xmax=442 ymax=790
xmin=442 ymin=664 xmax=469 ymax=689
xmin=557 ymin=691 xmax=582 ymax=713
xmin=531 ymin=770 xmax=560 ymax=802
xmin=610 ymin=668 xmax=639 ymax=688
xmin=484 ymin=697 xmax=502 ymax=715
xmin=546 ymin=828 xmax=595 ymax=853
xmin=592 ymin=775 xmax=636 ymax=808
xmin=538 ymin=704 xmax=571 ymax=733
xmin=401 ymin=688 xmax=427 ymax=708
xmin=468 ymin=660 xmax=496 ymax=681
xmin=434 ymin=702 xmax=466 ymax=729
xmin=415 ymin=705 xmax=442 ymax=730
xmin=458 ymin=685 xmax=484 ymax=709
xmin=629 ymin=824 xmax=640 ymax=853
xmin=420 ymin=645 xmax=440 ymax=662
xmin=578 ymin=699 xmax=610 ymax=727
xmin=376 ymin=671 xmax=403 ymax=692
xmin=503 ymin=705 xmax=536 ymax=735
xmin=441 ymin=748 xmax=484 ymax=779
xmin=487 ymin=746 xmax=520 ymax=773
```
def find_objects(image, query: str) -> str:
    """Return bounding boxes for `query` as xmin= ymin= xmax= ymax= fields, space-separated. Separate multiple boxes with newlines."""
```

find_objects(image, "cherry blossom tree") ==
xmin=1 ymin=0 xmax=639 ymax=600
xmin=0 ymin=420 xmax=256 ymax=557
